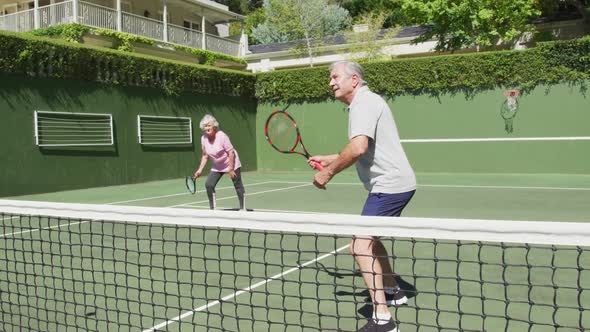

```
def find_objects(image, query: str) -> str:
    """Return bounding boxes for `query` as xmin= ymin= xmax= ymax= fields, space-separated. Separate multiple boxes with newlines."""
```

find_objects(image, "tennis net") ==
xmin=1 ymin=199 xmax=589 ymax=331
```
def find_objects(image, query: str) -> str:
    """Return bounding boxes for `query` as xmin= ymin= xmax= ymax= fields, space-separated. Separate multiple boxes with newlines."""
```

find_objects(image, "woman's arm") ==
xmin=194 ymin=144 xmax=209 ymax=178
xmin=228 ymin=149 xmax=236 ymax=179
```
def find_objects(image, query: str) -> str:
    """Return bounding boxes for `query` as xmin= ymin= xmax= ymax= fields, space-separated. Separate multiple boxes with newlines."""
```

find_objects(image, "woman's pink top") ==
xmin=201 ymin=130 xmax=241 ymax=172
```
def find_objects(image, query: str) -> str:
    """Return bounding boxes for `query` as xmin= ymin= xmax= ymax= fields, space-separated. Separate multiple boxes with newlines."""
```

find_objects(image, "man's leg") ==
xmin=351 ymin=236 xmax=390 ymax=317
xmin=205 ymin=172 xmax=223 ymax=210
xmin=360 ymin=191 xmax=416 ymax=308
xmin=374 ymin=240 xmax=396 ymax=289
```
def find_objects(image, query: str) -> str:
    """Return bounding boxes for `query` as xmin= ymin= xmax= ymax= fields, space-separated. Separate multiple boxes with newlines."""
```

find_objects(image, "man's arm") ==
xmin=313 ymin=135 xmax=368 ymax=189
xmin=308 ymin=154 xmax=339 ymax=168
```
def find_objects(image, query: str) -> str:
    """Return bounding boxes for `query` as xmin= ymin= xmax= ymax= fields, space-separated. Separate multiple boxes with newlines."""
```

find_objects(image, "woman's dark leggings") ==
xmin=205 ymin=168 xmax=245 ymax=210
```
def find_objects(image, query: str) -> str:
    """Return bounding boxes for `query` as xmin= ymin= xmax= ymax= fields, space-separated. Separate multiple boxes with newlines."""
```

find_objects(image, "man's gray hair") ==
xmin=329 ymin=61 xmax=367 ymax=86
xmin=199 ymin=114 xmax=219 ymax=130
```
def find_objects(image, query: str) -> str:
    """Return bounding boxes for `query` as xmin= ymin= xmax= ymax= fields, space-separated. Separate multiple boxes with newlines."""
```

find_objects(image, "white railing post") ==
xmin=34 ymin=0 xmax=39 ymax=29
xmin=50 ymin=0 xmax=56 ymax=25
xmin=72 ymin=0 xmax=79 ymax=23
xmin=162 ymin=0 xmax=168 ymax=42
xmin=238 ymin=22 xmax=248 ymax=57
xmin=238 ymin=32 xmax=248 ymax=57
xmin=116 ymin=0 xmax=121 ymax=31
xmin=201 ymin=13 xmax=206 ymax=50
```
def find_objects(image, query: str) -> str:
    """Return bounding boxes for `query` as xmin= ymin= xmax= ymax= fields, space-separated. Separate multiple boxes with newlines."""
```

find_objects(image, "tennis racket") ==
xmin=264 ymin=109 xmax=323 ymax=171
xmin=185 ymin=176 xmax=196 ymax=194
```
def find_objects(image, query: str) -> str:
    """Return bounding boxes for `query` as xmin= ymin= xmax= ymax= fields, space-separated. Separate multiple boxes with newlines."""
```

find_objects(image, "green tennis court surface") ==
xmin=9 ymin=171 xmax=590 ymax=221
xmin=2 ymin=171 xmax=590 ymax=331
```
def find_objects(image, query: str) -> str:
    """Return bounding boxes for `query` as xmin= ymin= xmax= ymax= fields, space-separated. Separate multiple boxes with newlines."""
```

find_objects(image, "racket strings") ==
xmin=186 ymin=177 xmax=196 ymax=194
xmin=266 ymin=114 xmax=299 ymax=152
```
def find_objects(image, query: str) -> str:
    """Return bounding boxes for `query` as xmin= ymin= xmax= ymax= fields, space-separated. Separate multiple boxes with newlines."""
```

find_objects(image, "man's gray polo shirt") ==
xmin=348 ymin=86 xmax=416 ymax=194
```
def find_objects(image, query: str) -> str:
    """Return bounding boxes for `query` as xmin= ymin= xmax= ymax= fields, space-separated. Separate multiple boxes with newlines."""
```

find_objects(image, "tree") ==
xmin=251 ymin=0 xmax=351 ymax=65
xmin=221 ymin=0 xmax=264 ymax=14
xmin=400 ymin=0 xmax=541 ymax=52
xmin=337 ymin=0 xmax=404 ymax=27
xmin=563 ymin=0 xmax=590 ymax=23
xmin=230 ymin=6 xmax=267 ymax=43
xmin=346 ymin=11 xmax=399 ymax=62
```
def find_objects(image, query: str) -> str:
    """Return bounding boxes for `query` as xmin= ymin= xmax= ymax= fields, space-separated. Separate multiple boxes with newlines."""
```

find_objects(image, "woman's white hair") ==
xmin=199 ymin=114 xmax=219 ymax=130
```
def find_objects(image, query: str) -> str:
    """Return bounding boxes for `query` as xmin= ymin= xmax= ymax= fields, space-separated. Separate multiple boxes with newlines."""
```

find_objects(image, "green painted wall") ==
xmin=2 ymin=74 xmax=588 ymax=197
xmin=0 ymin=74 xmax=257 ymax=197
xmin=257 ymin=82 xmax=590 ymax=174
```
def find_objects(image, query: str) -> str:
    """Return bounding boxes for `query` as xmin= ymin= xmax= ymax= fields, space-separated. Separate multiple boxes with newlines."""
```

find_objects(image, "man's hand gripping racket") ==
xmin=264 ymin=108 xmax=323 ymax=171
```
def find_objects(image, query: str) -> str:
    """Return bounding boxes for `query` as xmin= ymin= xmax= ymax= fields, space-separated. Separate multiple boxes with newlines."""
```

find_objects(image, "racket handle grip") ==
xmin=310 ymin=161 xmax=324 ymax=171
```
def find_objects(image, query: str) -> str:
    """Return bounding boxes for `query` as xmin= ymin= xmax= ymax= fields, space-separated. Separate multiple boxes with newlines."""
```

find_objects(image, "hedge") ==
xmin=255 ymin=36 xmax=590 ymax=104
xmin=2 ymin=30 xmax=588 ymax=102
xmin=0 ymin=30 xmax=255 ymax=97
xmin=27 ymin=23 xmax=246 ymax=66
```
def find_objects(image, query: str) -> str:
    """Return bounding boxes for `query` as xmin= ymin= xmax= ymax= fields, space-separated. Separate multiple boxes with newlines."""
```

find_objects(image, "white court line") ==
xmin=419 ymin=184 xmax=590 ymax=191
xmin=267 ymin=181 xmax=590 ymax=191
xmin=401 ymin=136 xmax=590 ymax=143
xmin=107 ymin=181 xmax=275 ymax=205
xmin=4 ymin=179 xmax=588 ymax=237
xmin=2 ymin=179 xmax=338 ymax=331
xmin=171 ymin=183 xmax=313 ymax=208
xmin=187 ymin=204 xmax=336 ymax=215
xmin=143 ymin=243 xmax=351 ymax=332
xmin=0 ymin=220 xmax=86 ymax=238
xmin=0 ymin=181 xmax=277 ymax=238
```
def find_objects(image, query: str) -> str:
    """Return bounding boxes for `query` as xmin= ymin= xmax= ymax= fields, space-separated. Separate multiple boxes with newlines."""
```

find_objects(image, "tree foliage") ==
xmin=0 ymin=30 xmax=255 ymax=97
xmin=346 ymin=12 xmax=399 ymax=62
xmin=251 ymin=0 xmax=351 ymax=44
xmin=218 ymin=0 xmax=264 ymax=14
xmin=337 ymin=0 xmax=404 ymax=27
xmin=400 ymin=0 xmax=541 ymax=52
xmin=251 ymin=0 xmax=351 ymax=66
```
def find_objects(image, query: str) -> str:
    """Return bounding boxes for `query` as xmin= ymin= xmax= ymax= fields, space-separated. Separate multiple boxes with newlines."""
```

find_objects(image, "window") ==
xmin=113 ymin=0 xmax=132 ymax=12
xmin=183 ymin=19 xmax=199 ymax=31
xmin=137 ymin=115 xmax=192 ymax=145
xmin=156 ymin=10 xmax=169 ymax=22
xmin=34 ymin=111 xmax=114 ymax=147
xmin=121 ymin=0 xmax=132 ymax=12
xmin=2 ymin=3 xmax=17 ymax=15
xmin=22 ymin=1 xmax=50 ymax=9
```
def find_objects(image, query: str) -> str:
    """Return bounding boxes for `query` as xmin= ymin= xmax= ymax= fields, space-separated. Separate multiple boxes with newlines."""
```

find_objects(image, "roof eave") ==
xmin=182 ymin=0 xmax=245 ymax=22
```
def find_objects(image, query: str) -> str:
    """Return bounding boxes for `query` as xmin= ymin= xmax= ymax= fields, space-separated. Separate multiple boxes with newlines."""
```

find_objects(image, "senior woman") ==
xmin=193 ymin=114 xmax=245 ymax=210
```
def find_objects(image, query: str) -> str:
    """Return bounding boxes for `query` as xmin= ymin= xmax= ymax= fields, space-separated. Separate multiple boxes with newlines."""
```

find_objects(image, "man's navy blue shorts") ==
xmin=361 ymin=190 xmax=416 ymax=217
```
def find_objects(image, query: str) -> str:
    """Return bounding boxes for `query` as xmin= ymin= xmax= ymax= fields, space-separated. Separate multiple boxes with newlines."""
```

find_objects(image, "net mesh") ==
xmin=266 ymin=112 xmax=298 ymax=152
xmin=1 ymin=200 xmax=589 ymax=332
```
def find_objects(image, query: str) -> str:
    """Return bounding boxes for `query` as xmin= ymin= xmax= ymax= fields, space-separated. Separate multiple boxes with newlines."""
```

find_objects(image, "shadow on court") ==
xmin=314 ymin=263 xmax=418 ymax=319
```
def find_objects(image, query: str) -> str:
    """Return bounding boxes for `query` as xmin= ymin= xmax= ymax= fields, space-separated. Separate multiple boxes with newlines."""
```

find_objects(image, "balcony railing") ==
xmin=168 ymin=24 xmax=203 ymax=49
xmin=39 ymin=2 xmax=73 ymax=28
xmin=79 ymin=2 xmax=116 ymax=30
xmin=0 ymin=8 xmax=34 ymax=32
xmin=0 ymin=0 xmax=242 ymax=57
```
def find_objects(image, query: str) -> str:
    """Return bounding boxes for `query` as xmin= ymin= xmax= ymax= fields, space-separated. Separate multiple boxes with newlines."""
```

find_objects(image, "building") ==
xmin=245 ymin=14 xmax=588 ymax=73
xmin=1 ymin=0 xmax=587 ymax=71
xmin=0 ymin=0 xmax=247 ymax=57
